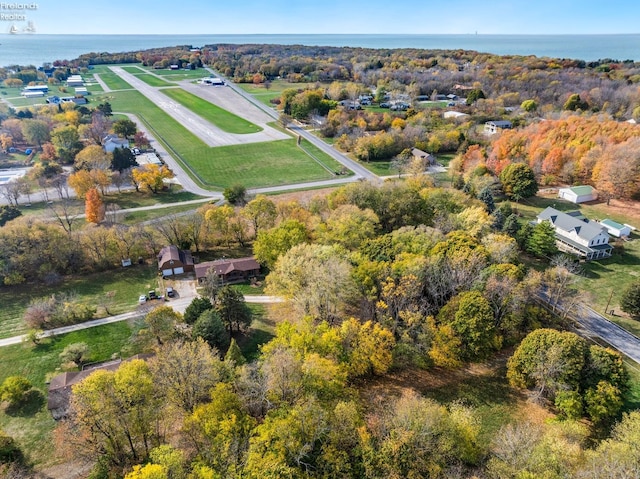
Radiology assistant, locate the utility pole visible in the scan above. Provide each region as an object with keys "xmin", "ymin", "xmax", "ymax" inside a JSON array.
[{"xmin": 604, "ymin": 290, "xmax": 614, "ymax": 315}]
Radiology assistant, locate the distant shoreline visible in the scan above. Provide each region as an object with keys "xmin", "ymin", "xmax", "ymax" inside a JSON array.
[{"xmin": 1, "ymin": 33, "xmax": 638, "ymax": 67}]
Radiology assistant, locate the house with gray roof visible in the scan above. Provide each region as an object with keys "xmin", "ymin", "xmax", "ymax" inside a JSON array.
[
  {"xmin": 536, "ymin": 207, "xmax": 612, "ymax": 260},
  {"xmin": 537, "ymin": 207, "xmax": 613, "ymax": 260},
  {"xmin": 484, "ymin": 120, "xmax": 513, "ymax": 135}
]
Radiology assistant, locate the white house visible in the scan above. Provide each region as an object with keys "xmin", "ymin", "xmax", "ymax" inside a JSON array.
[
  {"xmin": 66, "ymin": 75, "xmax": 84, "ymax": 87},
  {"xmin": 558, "ymin": 185, "xmax": 597, "ymax": 204},
  {"xmin": 600, "ymin": 219, "xmax": 632, "ymax": 238},
  {"xmin": 484, "ymin": 120, "xmax": 512, "ymax": 135},
  {"xmin": 102, "ymin": 134, "xmax": 129, "ymax": 153},
  {"xmin": 537, "ymin": 207, "xmax": 612, "ymax": 260}
]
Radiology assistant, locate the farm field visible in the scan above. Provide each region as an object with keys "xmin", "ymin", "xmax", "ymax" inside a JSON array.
[{"xmin": 161, "ymin": 87, "xmax": 263, "ymax": 134}]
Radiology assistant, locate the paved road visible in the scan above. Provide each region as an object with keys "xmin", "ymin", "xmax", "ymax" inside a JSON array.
[
  {"xmin": 573, "ymin": 304, "xmax": 640, "ymax": 364},
  {"xmin": 540, "ymin": 294, "xmax": 640, "ymax": 364},
  {"xmin": 92, "ymin": 73, "xmax": 112, "ymax": 93},
  {"xmin": 0, "ymin": 295, "xmax": 283, "ymax": 348}
]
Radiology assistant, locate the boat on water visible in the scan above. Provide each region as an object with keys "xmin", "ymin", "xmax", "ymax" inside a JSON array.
[
  {"xmin": 9, "ymin": 25, "xmax": 18, "ymax": 34},
  {"xmin": 23, "ymin": 21, "xmax": 36, "ymax": 33}
]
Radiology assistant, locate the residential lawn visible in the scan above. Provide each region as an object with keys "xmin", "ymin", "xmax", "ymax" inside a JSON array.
[
  {"xmin": 0, "ymin": 321, "xmax": 136, "ymax": 467},
  {"xmin": 436, "ymin": 152, "xmax": 456, "ymax": 167},
  {"xmin": 95, "ymin": 72, "xmax": 134, "ymax": 90},
  {"xmin": 0, "ymin": 265, "xmax": 159, "ymax": 339},
  {"xmin": 161, "ymin": 88, "xmax": 263, "ymax": 134},
  {"xmin": 415, "ymin": 100, "xmax": 449, "ymax": 109},
  {"xmin": 362, "ymin": 160, "xmax": 395, "ymax": 176},
  {"xmin": 622, "ymin": 359, "xmax": 640, "ymax": 412},
  {"xmin": 232, "ymin": 280, "xmax": 266, "ymax": 295},
  {"xmin": 236, "ymin": 304, "xmax": 275, "ymax": 362}
]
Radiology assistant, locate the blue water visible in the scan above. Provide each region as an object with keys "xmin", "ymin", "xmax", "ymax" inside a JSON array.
[{"xmin": 1, "ymin": 34, "xmax": 639, "ymax": 68}]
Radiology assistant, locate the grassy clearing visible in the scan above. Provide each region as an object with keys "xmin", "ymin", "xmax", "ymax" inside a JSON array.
[
  {"xmin": 232, "ymin": 281, "xmax": 266, "ymax": 295},
  {"xmin": 119, "ymin": 203, "xmax": 203, "ymax": 223},
  {"xmin": 0, "ymin": 265, "xmax": 158, "ymax": 339},
  {"xmin": 96, "ymin": 72, "xmax": 134, "ymax": 90},
  {"xmin": 238, "ymin": 80, "xmax": 315, "ymax": 107},
  {"xmin": 237, "ymin": 304, "xmax": 275, "ymax": 362},
  {"xmin": 121, "ymin": 66, "xmax": 146, "ymax": 74},
  {"xmin": 137, "ymin": 66, "xmax": 208, "ymax": 80},
  {"xmin": 161, "ymin": 88, "xmax": 263, "ymax": 134},
  {"xmin": 135, "ymin": 74, "xmax": 175, "ymax": 88},
  {"xmin": 193, "ymin": 139, "xmax": 336, "ymax": 188},
  {"xmin": 0, "ymin": 321, "xmax": 135, "ymax": 466}
]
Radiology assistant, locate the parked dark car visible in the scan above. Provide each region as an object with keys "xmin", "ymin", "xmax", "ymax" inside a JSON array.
[{"xmin": 166, "ymin": 287, "xmax": 175, "ymax": 298}]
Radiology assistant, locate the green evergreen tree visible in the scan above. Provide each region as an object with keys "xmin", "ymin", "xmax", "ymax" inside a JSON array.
[
  {"xmin": 526, "ymin": 221, "xmax": 558, "ymax": 258},
  {"xmin": 224, "ymin": 338, "xmax": 246, "ymax": 366},
  {"xmin": 184, "ymin": 297, "xmax": 213, "ymax": 325},
  {"xmin": 502, "ymin": 213, "xmax": 520, "ymax": 237},
  {"xmin": 478, "ymin": 187, "xmax": 496, "ymax": 213},
  {"xmin": 192, "ymin": 310, "xmax": 230, "ymax": 352}
]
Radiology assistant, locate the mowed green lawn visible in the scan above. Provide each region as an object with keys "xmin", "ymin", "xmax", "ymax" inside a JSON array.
[
  {"xmin": 120, "ymin": 66, "xmax": 176, "ymax": 87},
  {"xmin": 0, "ymin": 321, "xmax": 135, "ymax": 466},
  {"xmin": 95, "ymin": 71, "xmax": 134, "ymax": 90},
  {"xmin": 161, "ymin": 88, "xmax": 263, "ymax": 134},
  {"xmin": 0, "ymin": 265, "xmax": 159, "ymax": 339},
  {"xmin": 93, "ymin": 90, "xmax": 337, "ymax": 188}
]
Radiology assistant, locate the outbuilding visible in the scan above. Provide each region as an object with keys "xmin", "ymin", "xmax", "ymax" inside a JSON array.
[
  {"xmin": 558, "ymin": 185, "xmax": 598, "ymax": 204},
  {"xmin": 157, "ymin": 245, "xmax": 194, "ymax": 276},
  {"xmin": 600, "ymin": 219, "xmax": 632, "ymax": 238}
]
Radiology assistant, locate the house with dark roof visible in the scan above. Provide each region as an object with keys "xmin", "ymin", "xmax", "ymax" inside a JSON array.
[
  {"xmin": 536, "ymin": 207, "xmax": 612, "ymax": 260},
  {"xmin": 195, "ymin": 257, "xmax": 261, "ymax": 284},
  {"xmin": 47, "ymin": 354, "xmax": 153, "ymax": 419},
  {"xmin": 158, "ymin": 245, "xmax": 194, "ymax": 277},
  {"xmin": 411, "ymin": 148, "xmax": 436, "ymax": 166}
]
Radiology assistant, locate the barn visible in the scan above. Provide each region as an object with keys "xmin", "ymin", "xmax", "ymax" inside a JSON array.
[
  {"xmin": 558, "ymin": 185, "xmax": 598, "ymax": 204},
  {"xmin": 157, "ymin": 245, "xmax": 194, "ymax": 277}
]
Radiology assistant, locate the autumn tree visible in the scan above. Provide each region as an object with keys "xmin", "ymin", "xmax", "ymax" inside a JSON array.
[
  {"xmin": 223, "ymin": 184, "xmax": 247, "ymax": 206},
  {"xmin": 266, "ymin": 243, "xmax": 355, "ymax": 322},
  {"xmin": 131, "ymin": 164, "xmax": 175, "ymax": 194},
  {"xmin": 85, "ymin": 188, "xmax": 105, "ymax": 224},
  {"xmin": 51, "ymin": 125, "xmax": 82, "ymax": 163},
  {"xmin": 0, "ymin": 376, "xmax": 32, "ymax": 408},
  {"xmin": 149, "ymin": 339, "xmax": 223, "ymax": 412},
  {"xmin": 74, "ymin": 145, "xmax": 110, "ymax": 170},
  {"xmin": 68, "ymin": 359, "xmax": 164, "ymax": 469},
  {"xmin": 142, "ymin": 306, "xmax": 181, "ymax": 346},
  {"xmin": 499, "ymin": 163, "xmax": 538, "ymax": 201},
  {"xmin": 242, "ymin": 195, "xmax": 277, "ymax": 237},
  {"xmin": 113, "ymin": 118, "xmax": 137, "ymax": 138},
  {"xmin": 253, "ymin": 219, "xmax": 309, "ymax": 268}
]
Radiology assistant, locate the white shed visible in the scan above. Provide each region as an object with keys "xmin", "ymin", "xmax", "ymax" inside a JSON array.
[
  {"xmin": 558, "ymin": 185, "xmax": 598, "ymax": 204},
  {"xmin": 600, "ymin": 219, "xmax": 632, "ymax": 238}
]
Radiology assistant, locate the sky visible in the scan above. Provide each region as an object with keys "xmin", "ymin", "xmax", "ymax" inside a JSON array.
[{"xmin": 5, "ymin": 0, "xmax": 640, "ymax": 35}]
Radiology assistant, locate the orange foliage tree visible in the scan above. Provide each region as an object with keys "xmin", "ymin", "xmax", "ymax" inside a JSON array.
[
  {"xmin": 486, "ymin": 115, "xmax": 639, "ymax": 186},
  {"xmin": 85, "ymin": 188, "xmax": 104, "ymax": 224}
]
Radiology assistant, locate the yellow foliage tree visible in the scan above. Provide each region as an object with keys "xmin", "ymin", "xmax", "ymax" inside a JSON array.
[{"xmin": 131, "ymin": 164, "xmax": 175, "ymax": 194}]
